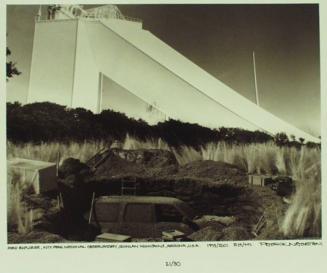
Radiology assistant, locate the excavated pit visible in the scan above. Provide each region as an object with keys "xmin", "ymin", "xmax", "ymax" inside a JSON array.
[
  {"xmin": 11, "ymin": 148, "xmax": 286, "ymax": 243},
  {"xmin": 57, "ymin": 148, "xmax": 285, "ymax": 241}
]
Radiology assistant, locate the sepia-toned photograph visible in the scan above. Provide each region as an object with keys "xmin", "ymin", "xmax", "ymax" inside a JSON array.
[{"xmin": 6, "ymin": 3, "xmax": 321, "ymax": 245}]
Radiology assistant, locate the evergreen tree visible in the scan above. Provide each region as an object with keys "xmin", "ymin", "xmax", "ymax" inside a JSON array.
[{"xmin": 6, "ymin": 47, "xmax": 21, "ymax": 80}]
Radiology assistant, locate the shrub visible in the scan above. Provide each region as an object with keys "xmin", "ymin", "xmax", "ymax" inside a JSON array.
[{"xmin": 7, "ymin": 102, "xmax": 278, "ymax": 147}]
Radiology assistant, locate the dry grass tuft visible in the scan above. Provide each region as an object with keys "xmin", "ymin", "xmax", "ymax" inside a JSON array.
[
  {"xmin": 7, "ymin": 141, "xmax": 108, "ymax": 164},
  {"xmin": 281, "ymin": 150, "xmax": 321, "ymax": 237},
  {"xmin": 7, "ymin": 171, "xmax": 34, "ymax": 234}
]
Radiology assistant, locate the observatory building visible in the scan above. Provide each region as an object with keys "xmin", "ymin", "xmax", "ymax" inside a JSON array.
[{"xmin": 28, "ymin": 5, "xmax": 318, "ymax": 142}]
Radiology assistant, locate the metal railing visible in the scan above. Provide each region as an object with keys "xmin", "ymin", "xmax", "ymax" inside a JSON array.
[{"xmin": 61, "ymin": 4, "xmax": 142, "ymax": 23}]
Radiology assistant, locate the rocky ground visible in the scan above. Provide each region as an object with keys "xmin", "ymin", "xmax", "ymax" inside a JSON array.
[{"xmin": 8, "ymin": 148, "xmax": 291, "ymax": 243}]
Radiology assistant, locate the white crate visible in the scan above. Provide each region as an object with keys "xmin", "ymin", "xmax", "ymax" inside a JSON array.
[
  {"xmin": 8, "ymin": 158, "xmax": 57, "ymax": 194},
  {"xmin": 248, "ymin": 174, "xmax": 271, "ymax": 187}
]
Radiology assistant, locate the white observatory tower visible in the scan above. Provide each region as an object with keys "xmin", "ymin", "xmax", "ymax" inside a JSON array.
[
  {"xmin": 27, "ymin": 5, "xmax": 318, "ymax": 142},
  {"xmin": 28, "ymin": 5, "xmax": 166, "ymax": 124}
]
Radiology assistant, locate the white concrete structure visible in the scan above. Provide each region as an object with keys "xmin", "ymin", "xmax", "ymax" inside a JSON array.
[{"xmin": 28, "ymin": 5, "xmax": 319, "ymax": 142}]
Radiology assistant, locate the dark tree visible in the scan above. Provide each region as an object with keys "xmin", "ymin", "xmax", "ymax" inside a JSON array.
[
  {"xmin": 6, "ymin": 47, "xmax": 21, "ymax": 80},
  {"xmin": 6, "ymin": 102, "xmax": 275, "ymax": 146},
  {"xmin": 305, "ymin": 141, "xmax": 320, "ymax": 149},
  {"xmin": 274, "ymin": 132, "xmax": 289, "ymax": 146}
]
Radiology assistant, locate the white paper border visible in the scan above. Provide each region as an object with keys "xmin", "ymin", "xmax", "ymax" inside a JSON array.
[{"xmin": 1, "ymin": 1, "xmax": 326, "ymax": 272}]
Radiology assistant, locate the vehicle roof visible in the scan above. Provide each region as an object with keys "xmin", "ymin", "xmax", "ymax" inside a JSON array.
[{"xmin": 96, "ymin": 195, "xmax": 184, "ymax": 205}]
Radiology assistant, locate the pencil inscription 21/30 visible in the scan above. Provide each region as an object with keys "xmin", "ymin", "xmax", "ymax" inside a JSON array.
[{"xmin": 165, "ymin": 261, "xmax": 182, "ymax": 267}]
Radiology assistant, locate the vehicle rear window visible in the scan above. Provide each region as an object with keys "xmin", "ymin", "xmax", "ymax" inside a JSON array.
[
  {"xmin": 155, "ymin": 204, "xmax": 184, "ymax": 222},
  {"xmin": 124, "ymin": 204, "xmax": 153, "ymax": 223},
  {"xmin": 95, "ymin": 203, "xmax": 120, "ymax": 222}
]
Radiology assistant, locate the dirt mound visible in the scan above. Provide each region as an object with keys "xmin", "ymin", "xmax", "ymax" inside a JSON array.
[
  {"xmin": 176, "ymin": 160, "xmax": 246, "ymax": 184},
  {"xmin": 89, "ymin": 150, "xmax": 247, "ymax": 186},
  {"xmin": 94, "ymin": 152, "xmax": 146, "ymax": 177},
  {"xmin": 89, "ymin": 148, "xmax": 178, "ymax": 178}
]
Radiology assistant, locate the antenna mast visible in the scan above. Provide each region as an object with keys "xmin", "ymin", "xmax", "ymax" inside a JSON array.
[{"xmin": 253, "ymin": 51, "xmax": 260, "ymax": 106}]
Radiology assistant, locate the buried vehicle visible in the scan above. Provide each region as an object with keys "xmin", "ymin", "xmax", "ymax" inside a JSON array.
[{"xmin": 85, "ymin": 195, "xmax": 200, "ymax": 239}]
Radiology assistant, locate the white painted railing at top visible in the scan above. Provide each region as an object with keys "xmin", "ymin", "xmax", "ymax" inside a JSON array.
[
  {"xmin": 36, "ymin": 5, "xmax": 142, "ymax": 24},
  {"xmin": 37, "ymin": 16, "xmax": 143, "ymax": 24},
  {"xmin": 81, "ymin": 14, "xmax": 142, "ymax": 23},
  {"xmin": 62, "ymin": 5, "xmax": 143, "ymax": 23}
]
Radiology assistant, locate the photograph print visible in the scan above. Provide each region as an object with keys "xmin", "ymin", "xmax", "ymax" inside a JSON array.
[{"xmin": 6, "ymin": 3, "xmax": 321, "ymax": 244}]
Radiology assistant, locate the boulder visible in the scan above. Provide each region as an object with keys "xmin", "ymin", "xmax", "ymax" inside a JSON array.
[
  {"xmin": 59, "ymin": 158, "xmax": 91, "ymax": 179},
  {"xmin": 188, "ymin": 226, "xmax": 224, "ymax": 241},
  {"xmin": 275, "ymin": 176, "xmax": 295, "ymax": 197},
  {"xmin": 221, "ymin": 226, "xmax": 251, "ymax": 240},
  {"xmin": 195, "ymin": 215, "xmax": 236, "ymax": 227}
]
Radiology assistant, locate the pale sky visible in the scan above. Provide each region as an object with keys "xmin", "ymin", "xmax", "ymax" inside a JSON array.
[{"xmin": 6, "ymin": 4, "xmax": 321, "ymax": 136}]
